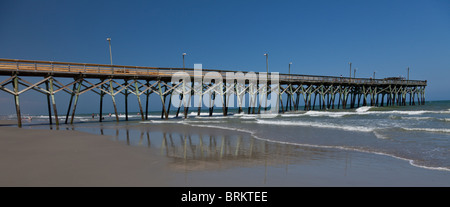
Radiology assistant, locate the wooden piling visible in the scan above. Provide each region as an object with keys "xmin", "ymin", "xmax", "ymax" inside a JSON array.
[
  {"xmin": 145, "ymin": 80, "xmax": 150, "ymax": 120},
  {"xmin": 209, "ymin": 90, "xmax": 215, "ymax": 116},
  {"xmin": 135, "ymin": 80, "xmax": 144, "ymax": 120},
  {"xmin": 197, "ymin": 86, "xmax": 203, "ymax": 116},
  {"xmin": 167, "ymin": 84, "xmax": 173, "ymax": 118},
  {"xmin": 65, "ymin": 83, "xmax": 76, "ymax": 124},
  {"xmin": 13, "ymin": 75, "xmax": 22, "ymax": 127},
  {"xmin": 110, "ymin": 80, "xmax": 119, "ymax": 122},
  {"xmin": 48, "ymin": 77, "xmax": 59, "ymax": 126},
  {"xmin": 223, "ymin": 84, "xmax": 228, "ymax": 116},
  {"xmin": 158, "ymin": 81, "xmax": 168, "ymax": 119},
  {"xmin": 184, "ymin": 81, "xmax": 194, "ymax": 119},
  {"xmin": 99, "ymin": 82, "xmax": 104, "ymax": 122},
  {"xmin": 124, "ymin": 80, "xmax": 129, "ymax": 121},
  {"xmin": 45, "ymin": 81, "xmax": 52, "ymax": 125},
  {"xmin": 70, "ymin": 79, "xmax": 82, "ymax": 124}
]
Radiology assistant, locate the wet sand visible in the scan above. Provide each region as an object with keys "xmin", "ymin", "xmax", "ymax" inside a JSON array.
[
  {"xmin": 0, "ymin": 120, "xmax": 17, "ymax": 126},
  {"xmin": 1, "ymin": 122, "xmax": 450, "ymax": 186}
]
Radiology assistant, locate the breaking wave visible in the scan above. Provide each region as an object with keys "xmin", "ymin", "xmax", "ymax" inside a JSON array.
[
  {"xmin": 402, "ymin": 127, "xmax": 450, "ymax": 134},
  {"xmin": 255, "ymin": 119, "xmax": 375, "ymax": 132}
]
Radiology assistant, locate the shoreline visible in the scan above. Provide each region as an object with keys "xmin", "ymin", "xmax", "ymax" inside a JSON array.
[
  {"xmin": 120, "ymin": 121, "xmax": 450, "ymax": 186},
  {"xmin": 174, "ymin": 120, "xmax": 450, "ymax": 172}
]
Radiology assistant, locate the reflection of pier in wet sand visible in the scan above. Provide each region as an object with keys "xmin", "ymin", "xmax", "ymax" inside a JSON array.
[{"xmin": 73, "ymin": 123, "xmax": 337, "ymax": 173}]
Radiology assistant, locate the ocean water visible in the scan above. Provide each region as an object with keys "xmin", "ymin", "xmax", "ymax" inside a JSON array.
[
  {"xmin": 4, "ymin": 100, "xmax": 450, "ymax": 172},
  {"xmin": 146, "ymin": 101, "xmax": 450, "ymax": 172}
]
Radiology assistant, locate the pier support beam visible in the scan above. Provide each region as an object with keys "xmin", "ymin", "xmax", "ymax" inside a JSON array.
[
  {"xmin": 65, "ymin": 83, "xmax": 77, "ymax": 124},
  {"xmin": 209, "ymin": 90, "xmax": 215, "ymax": 116},
  {"xmin": 197, "ymin": 84, "xmax": 203, "ymax": 116},
  {"xmin": 124, "ymin": 80, "xmax": 129, "ymax": 121},
  {"xmin": 279, "ymin": 89, "xmax": 284, "ymax": 113},
  {"xmin": 184, "ymin": 81, "xmax": 194, "ymax": 119},
  {"xmin": 13, "ymin": 75, "xmax": 22, "ymax": 128},
  {"xmin": 49, "ymin": 77, "xmax": 59, "ymax": 126},
  {"xmin": 45, "ymin": 81, "xmax": 52, "ymax": 125},
  {"xmin": 176, "ymin": 81, "xmax": 183, "ymax": 118},
  {"xmin": 99, "ymin": 82, "xmax": 105, "ymax": 122},
  {"xmin": 145, "ymin": 80, "xmax": 150, "ymax": 120},
  {"xmin": 158, "ymin": 81, "xmax": 168, "ymax": 119},
  {"xmin": 223, "ymin": 84, "xmax": 228, "ymax": 116},
  {"xmin": 110, "ymin": 80, "xmax": 119, "ymax": 122},
  {"xmin": 167, "ymin": 83, "xmax": 173, "ymax": 118},
  {"xmin": 135, "ymin": 80, "xmax": 144, "ymax": 120},
  {"xmin": 70, "ymin": 79, "xmax": 83, "ymax": 124}
]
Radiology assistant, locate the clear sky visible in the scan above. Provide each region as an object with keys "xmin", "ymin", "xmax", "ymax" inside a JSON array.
[{"xmin": 0, "ymin": 0, "xmax": 449, "ymax": 115}]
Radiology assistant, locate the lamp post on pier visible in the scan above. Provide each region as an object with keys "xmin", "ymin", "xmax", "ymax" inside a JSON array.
[
  {"xmin": 264, "ymin": 53, "xmax": 269, "ymax": 111},
  {"xmin": 107, "ymin": 38, "xmax": 113, "ymax": 65},
  {"xmin": 264, "ymin": 53, "xmax": 269, "ymax": 74},
  {"xmin": 289, "ymin": 62, "xmax": 292, "ymax": 79},
  {"xmin": 407, "ymin": 67, "xmax": 410, "ymax": 82},
  {"xmin": 349, "ymin": 62, "xmax": 352, "ymax": 78},
  {"xmin": 182, "ymin": 53, "xmax": 186, "ymax": 71}
]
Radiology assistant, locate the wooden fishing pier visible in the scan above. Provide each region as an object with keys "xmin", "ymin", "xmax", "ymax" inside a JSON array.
[{"xmin": 0, "ymin": 58, "xmax": 427, "ymax": 127}]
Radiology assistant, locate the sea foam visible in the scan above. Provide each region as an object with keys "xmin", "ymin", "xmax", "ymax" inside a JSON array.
[
  {"xmin": 355, "ymin": 106, "xmax": 372, "ymax": 113},
  {"xmin": 402, "ymin": 127, "xmax": 450, "ymax": 133},
  {"xmin": 255, "ymin": 119, "xmax": 375, "ymax": 132}
]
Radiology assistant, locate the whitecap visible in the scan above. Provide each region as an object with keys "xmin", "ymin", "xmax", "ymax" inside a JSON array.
[
  {"xmin": 195, "ymin": 116, "xmax": 231, "ymax": 119},
  {"xmin": 280, "ymin": 113, "xmax": 307, "ymax": 117},
  {"xmin": 402, "ymin": 127, "xmax": 450, "ymax": 133},
  {"xmin": 356, "ymin": 106, "xmax": 372, "ymax": 113},
  {"xmin": 304, "ymin": 111, "xmax": 353, "ymax": 118},
  {"xmin": 188, "ymin": 112, "xmax": 224, "ymax": 116},
  {"xmin": 255, "ymin": 119, "xmax": 375, "ymax": 132},
  {"xmin": 185, "ymin": 120, "xmax": 227, "ymax": 124},
  {"xmin": 373, "ymin": 131, "xmax": 390, "ymax": 139},
  {"xmin": 239, "ymin": 115, "xmax": 257, "ymax": 119},
  {"xmin": 370, "ymin": 110, "xmax": 428, "ymax": 115},
  {"xmin": 141, "ymin": 120, "xmax": 183, "ymax": 124},
  {"xmin": 401, "ymin": 116, "xmax": 434, "ymax": 120}
]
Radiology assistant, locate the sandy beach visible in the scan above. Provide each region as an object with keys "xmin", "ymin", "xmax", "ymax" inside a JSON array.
[
  {"xmin": 0, "ymin": 124, "xmax": 172, "ymax": 187},
  {"xmin": 1, "ymin": 121, "xmax": 449, "ymax": 187}
]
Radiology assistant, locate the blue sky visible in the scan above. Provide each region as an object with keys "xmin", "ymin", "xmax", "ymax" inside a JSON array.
[{"xmin": 1, "ymin": 0, "xmax": 449, "ymax": 115}]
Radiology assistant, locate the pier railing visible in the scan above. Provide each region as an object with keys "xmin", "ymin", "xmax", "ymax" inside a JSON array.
[{"xmin": 0, "ymin": 58, "xmax": 426, "ymax": 86}]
